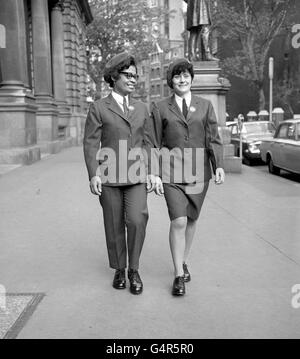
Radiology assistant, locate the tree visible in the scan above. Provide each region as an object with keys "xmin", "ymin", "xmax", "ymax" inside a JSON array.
[
  {"xmin": 273, "ymin": 80, "xmax": 294, "ymax": 117},
  {"xmin": 215, "ymin": 0, "xmax": 292, "ymax": 110},
  {"xmin": 86, "ymin": 0, "xmax": 168, "ymax": 96}
]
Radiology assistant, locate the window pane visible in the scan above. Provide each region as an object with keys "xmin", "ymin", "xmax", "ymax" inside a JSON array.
[
  {"xmin": 297, "ymin": 124, "xmax": 300, "ymax": 140},
  {"xmin": 243, "ymin": 122, "xmax": 275, "ymax": 134},
  {"xmin": 277, "ymin": 124, "xmax": 288, "ymax": 139},
  {"xmin": 287, "ymin": 125, "xmax": 296, "ymax": 140}
]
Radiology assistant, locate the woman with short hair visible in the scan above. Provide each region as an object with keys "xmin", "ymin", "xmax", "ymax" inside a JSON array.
[{"xmin": 147, "ymin": 58, "xmax": 225, "ymax": 296}]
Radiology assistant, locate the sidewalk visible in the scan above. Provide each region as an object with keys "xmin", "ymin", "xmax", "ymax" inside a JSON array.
[
  {"xmin": 0, "ymin": 164, "xmax": 22, "ymax": 177},
  {"xmin": 0, "ymin": 146, "xmax": 299, "ymax": 339}
]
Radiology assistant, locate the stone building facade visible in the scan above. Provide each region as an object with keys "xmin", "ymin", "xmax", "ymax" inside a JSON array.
[{"xmin": 0, "ymin": 0, "xmax": 93, "ymax": 165}]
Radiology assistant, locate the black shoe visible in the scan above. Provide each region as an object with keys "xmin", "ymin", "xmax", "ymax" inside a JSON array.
[
  {"xmin": 172, "ymin": 276, "xmax": 186, "ymax": 296},
  {"xmin": 113, "ymin": 269, "xmax": 126, "ymax": 290},
  {"xmin": 128, "ymin": 269, "xmax": 143, "ymax": 295},
  {"xmin": 183, "ymin": 263, "xmax": 191, "ymax": 283}
]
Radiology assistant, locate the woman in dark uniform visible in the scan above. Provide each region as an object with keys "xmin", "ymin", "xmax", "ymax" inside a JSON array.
[
  {"xmin": 84, "ymin": 52, "xmax": 154, "ymax": 295},
  {"xmin": 147, "ymin": 58, "xmax": 225, "ymax": 296}
]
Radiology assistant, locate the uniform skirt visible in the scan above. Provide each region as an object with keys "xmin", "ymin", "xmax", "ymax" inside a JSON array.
[{"xmin": 163, "ymin": 182, "xmax": 209, "ymax": 221}]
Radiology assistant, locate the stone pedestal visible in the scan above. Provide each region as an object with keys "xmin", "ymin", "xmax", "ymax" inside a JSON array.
[
  {"xmin": 192, "ymin": 61, "xmax": 242, "ymax": 173},
  {"xmin": 0, "ymin": 88, "xmax": 40, "ymax": 164},
  {"xmin": 35, "ymin": 96, "xmax": 59, "ymax": 143},
  {"xmin": 0, "ymin": 0, "xmax": 40, "ymax": 165}
]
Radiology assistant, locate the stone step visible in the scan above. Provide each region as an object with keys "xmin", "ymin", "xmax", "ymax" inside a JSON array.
[
  {"xmin": 0, "ymin": 138, "xmax": 74, "ymax": 166},
  {"xmin": 0, "ymin": 146, "xmax": 41, "ymax": 165},
  {"xmin": 0, "ymin": 164, "xmax": 22, "ymax": 177},
  {"xmin": 38, "ymin": 137, "xmax": 74, "ymax": 155}
]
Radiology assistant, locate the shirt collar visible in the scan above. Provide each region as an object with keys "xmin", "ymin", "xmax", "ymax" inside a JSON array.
[
  {"xmin": 175, "ymin": 92, "xmax": 192, "ymax": 107},
  {"xmin": 112, "ymin": 91, "xmax": 129, "ymax": 107}
]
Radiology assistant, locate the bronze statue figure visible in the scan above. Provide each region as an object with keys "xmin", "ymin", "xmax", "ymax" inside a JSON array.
[{"xmin": 184, "ymin": 0, "xmax": 218, "ymax": 61}]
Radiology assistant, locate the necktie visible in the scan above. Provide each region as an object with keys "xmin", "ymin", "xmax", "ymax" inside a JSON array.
[
  {"xmin": 123, "ymin": 97, "xmax": 129, "ymax": 117},
  {"xmin": 182, "ymin": 98, "xmax": 188, "ymax": 119}
]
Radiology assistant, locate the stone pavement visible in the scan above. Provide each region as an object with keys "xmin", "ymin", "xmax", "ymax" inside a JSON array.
[
  {"xmin": 0, "ymin": 164, "xmax": 22, "ymax": 177},
  {"xmin": 0, "ymin": 147, "xmax": 300, "ymax": 339}
]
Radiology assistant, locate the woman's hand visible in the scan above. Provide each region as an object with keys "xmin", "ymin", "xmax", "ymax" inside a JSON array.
[
  {"xmin": 155, "ymin": 176, "xmax": 164, "ymax": 196},
  {"xmin": 215, "ymin": 168, "xmax": 225, "ymax": 185},
  {"xmin": 147, "ymin": 175, "xmax": 164, "ymax": 196},
  {"xmin": 146, "ymin": 175, "xmax": 156, "ymax": 193},
  {"xmin": 90, "ymin": 176, "xmax": 102, "ymax": 196}
]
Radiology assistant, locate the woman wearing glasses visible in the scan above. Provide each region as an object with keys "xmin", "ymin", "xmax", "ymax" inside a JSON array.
[
  {"xmin": 84, "ymin": 52, "xmax": 152, "ymax": 295},
  {"xmin": 147, "ymin": 58, "xmax": 225, "ymax": 297}
]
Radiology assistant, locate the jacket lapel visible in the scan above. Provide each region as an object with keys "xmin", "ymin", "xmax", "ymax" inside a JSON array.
[
  {"xmin": 127, "ymin": 97, "xmax": 138, "ymax": 125},
  {"xmin": 168, "ymin": 95, "xmax": 188, "ymax": 126},
  {"xmin": 105, "ymin": 93, "xmax": 131, "ymax": 125},
  {"xmin": 186, "ymin": 95, "xmax": 200, "ymax": 122}
]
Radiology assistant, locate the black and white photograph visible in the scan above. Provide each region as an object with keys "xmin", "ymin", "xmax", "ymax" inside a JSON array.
[{"xmin": 0, "ymin": 0, "xmax": 300, "ymax": 343}]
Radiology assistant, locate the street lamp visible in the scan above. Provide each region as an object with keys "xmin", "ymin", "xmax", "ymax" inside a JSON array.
[
  {"xmin": 269, "ymin": 57, "xmax": 274, "ymax": 122},
  {"xmin": 237, "ymin": 114, "xmax": 244, "ymax": 160}
]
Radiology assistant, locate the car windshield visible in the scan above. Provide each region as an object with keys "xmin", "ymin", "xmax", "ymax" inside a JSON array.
[{"xmin": 242, "ymin": 122, "xmax": 275, "ymax": 135}]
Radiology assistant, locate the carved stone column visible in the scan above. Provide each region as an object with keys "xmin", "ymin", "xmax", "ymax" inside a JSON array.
[
  {"xmin": 0, "ymin": 0, "xmax": 29, "ymax": 88},
  {"xmin": 51, "ymin": 1, "xmax": 71, "ymax": 138},
  {"xmin": 31, "ymin": 0, "xmax": 52, "ymax": 97},
  {"xmin": 51, "ymin": 2, "xmax": 67, "ymax": 103},
  {"xmin": 31, "ymin": 0, "xmax": 58, "ymax": 144}
]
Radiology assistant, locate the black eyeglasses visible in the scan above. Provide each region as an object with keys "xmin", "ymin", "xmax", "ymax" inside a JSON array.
[{"xmin": 119, "ymin": 72, "xmax": 139, "ymax": 81}]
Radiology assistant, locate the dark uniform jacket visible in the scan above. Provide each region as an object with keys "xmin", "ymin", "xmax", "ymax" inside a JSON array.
[
  {"xmin": 83, "ymin": 94, "xmax": 150, "ymax": 186},
  {"xmin": 146, "ymin": 94, "xmax": 224, "ymax": 183}
]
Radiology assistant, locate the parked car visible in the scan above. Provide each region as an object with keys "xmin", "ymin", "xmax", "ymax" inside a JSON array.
[
  {"xmin": 227, "ymin": 121, "xmax": 276, "ymax": 165},
  {"xmin": 260, "ymin": 119, "xmax": 300, "ymax": 175},
  {"xmin": 226, "ymin": 120, "xmax": 238, "ymax": 126}
]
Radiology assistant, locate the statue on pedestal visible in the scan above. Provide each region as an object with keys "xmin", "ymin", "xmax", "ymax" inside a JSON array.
[{"xmin": 184, "ymin": 0, "xmax": 218, "ymax": 61}]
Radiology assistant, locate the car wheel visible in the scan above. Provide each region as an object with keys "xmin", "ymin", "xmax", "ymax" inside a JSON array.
[{"xmin": 268, "ymin": 157, "xmax": 280, "ymax": 175}]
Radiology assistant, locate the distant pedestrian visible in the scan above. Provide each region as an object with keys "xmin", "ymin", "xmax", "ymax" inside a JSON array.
[
  {"xmin": 146, "ymin": 58, "xmax": 225, "ymax": 297},
  {"xmin": 83, "ymin": 52, "xmax": 154, "ymax": 295},
  {"xmin": 238, "ymin": 113, "xmax": 245, "ymax": 124}
]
